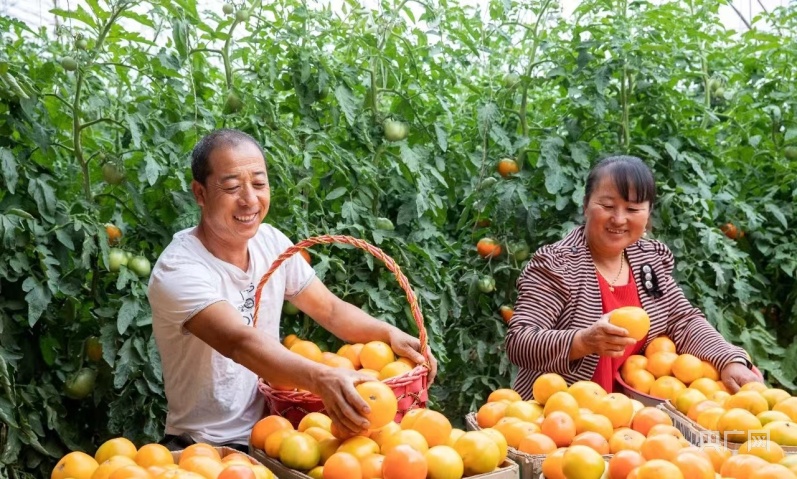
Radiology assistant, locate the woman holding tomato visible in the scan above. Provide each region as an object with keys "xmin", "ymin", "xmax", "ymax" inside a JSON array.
[{"xmin": 505, "ymin": 155, "xmax": 760, "ymax": 398}]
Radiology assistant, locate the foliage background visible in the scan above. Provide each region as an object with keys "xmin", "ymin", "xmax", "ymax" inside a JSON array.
[{"xmin": 1, "ymin": 0, "xmax": 796, "ymax": 475}]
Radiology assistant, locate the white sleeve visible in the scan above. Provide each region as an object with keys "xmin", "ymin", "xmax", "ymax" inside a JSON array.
[{"xmin": 147, "ymin": 261, "xmax": 225, "ymax": 332}]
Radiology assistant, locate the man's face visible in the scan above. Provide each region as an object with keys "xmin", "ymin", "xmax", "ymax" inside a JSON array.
[{"xmin": 192, "ymin": 142, "xmax": 270, "ymax": 244}]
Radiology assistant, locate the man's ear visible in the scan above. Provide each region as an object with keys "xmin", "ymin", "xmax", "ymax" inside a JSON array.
[{"xmin": 191, "ymin": 180, "xmax": 205, "ymax": 208}]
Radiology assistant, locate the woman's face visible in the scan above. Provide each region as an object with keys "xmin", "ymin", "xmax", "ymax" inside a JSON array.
[{"xmin": 584, "ymin": 173, "xmax": 651, "ymax": 258}]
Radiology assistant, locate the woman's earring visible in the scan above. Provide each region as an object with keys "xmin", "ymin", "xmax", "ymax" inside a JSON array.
[{"xmin": 643, "ymin": 230, "xmax": 648, "ymax": 238}]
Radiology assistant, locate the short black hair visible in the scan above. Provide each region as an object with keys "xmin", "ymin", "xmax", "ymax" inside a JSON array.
[
  {"xmin": 584, "ymin": 155, "xmax": 656, "ymax": 209},
  {"xmin": 191, "ymin": 129, "xmax": 265, "ymax": 185}
]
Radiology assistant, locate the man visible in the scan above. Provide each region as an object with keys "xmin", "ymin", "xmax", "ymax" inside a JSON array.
[{"xmin": 147, "ymin": 129, "xmax": 436, "ymax": 450}]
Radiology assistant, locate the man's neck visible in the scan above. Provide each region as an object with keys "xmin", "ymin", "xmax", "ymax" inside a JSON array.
[{"xmin": 194, "ymin": 223, "xmax": 249, "ymax": 271}]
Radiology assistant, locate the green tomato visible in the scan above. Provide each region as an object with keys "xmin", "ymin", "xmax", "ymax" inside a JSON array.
[
  {"xmin": 708, "ymin": 78, "xmax": 722, "ymax": 92},
  {"xmin": 107, "ymin": 248, "xmax": 128, "ymax": 272},
  {"xmin": 60, "ymin": 56, "xmax": 78, "ymax": 71},
  {"xmin": 282, "ymin": 302, "xmax": 300, "ymax": 315},
  {"xmin": 128, "ymin": 256, "xmax": 151, "ymax": 277},
  {"xmin": 222, "ymin": 4, "xmax": 234, "ymax": 15},
  {"xmin": 480, "ymin": 177, "xmax": 498, "ymax": 189},
  {"xmin": 503, "ymin": 72, "xmax": 520, "ymax": 88},
  {"xmin": 76, "ymin": 39, "xmax": 88, "ymax": 50},
  {"xmin": 375, "ymin": 217, "xmax": 395, "ymax": 231},
  {"xmin": 508, "ymin": 241, "xmax": 530, "ymax": 261},
  {"xmin": 64, "ymin": 368, "xmax": 96, "ymax": 400},
  {"xmin": 235, "ymin": 9, "xmax": 250, "ymax": 22},
  {"xmin": 383, "ymin": 119, "xmax": 409, "ymax": 142},
  {"xmin": 785, "ymin": 146, "xmax": 797, "ymax": 161},
  {"xmin": 477, "ymin": 275, "xmax": 496, "ymax": 294},
  {"xmin": 223, "ymin": 90, "xmax": 243, "ymax": 114},
  {"xmin": 102, "ymin": 162, "xmax": 125, "ymax": 185}
]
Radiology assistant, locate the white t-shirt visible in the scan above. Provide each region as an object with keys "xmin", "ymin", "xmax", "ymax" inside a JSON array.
[{"xmin": 147, "ymin": 223, "xmax": 315, "ymax": 445}]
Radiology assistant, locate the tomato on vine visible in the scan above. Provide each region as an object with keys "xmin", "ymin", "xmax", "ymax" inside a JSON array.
[
  {"xmin": 128, "ymin": 256, "xmax": 151, "ymax": 277},
  {"xmin": 375, "ymin": 217, "xmax": 395, "ymax": 231},
  {"xmin": 105, "ymin": 224, "xmax": 122, "ymax": 245},
  {"xmin": 101, "ymin": 162, "xmax": 125, "ymax": 185},
  {"xmin": 477, "ymin": 275, "xmax": 496, "ymax": 294},
  {"xmin": 383, "ymin": 118, "xmax": 409, "ymax": 142},
  {"xmin": 60, "ymin": 57, "xmax": 77, "ymax": 71},
  {"xmin": 64, "ymin": 368, "xmax": 96, "ymax": 400},
  {"xmin": 476, "ymin": 238, "xmax": 502, "ymax": 259},
  {"xmin": 107, "ymin": 248, "xmax": 128, "ymax": 272}
]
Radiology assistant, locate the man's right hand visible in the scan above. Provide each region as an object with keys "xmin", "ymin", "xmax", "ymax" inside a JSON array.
[
  {"xmin": 312, "ymin": 367, "xmax": 376, "ymax": 435},
  {"xmin": 577, "ymin": 313, "xmax": 638, "ymax": 358}
]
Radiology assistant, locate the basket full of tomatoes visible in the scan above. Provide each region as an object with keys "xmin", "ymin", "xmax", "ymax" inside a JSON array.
[{"xmin": 254, "ymin": 235, "xmax": 431, "ymax": 428}]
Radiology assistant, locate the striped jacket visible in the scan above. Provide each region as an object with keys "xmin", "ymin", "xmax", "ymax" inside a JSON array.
[{"xmin": 505, "ymin": 225, "xmax": 747, "ymax": 400}]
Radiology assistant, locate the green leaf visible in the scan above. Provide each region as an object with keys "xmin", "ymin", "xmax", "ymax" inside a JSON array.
[
  {"xmin": 434, "ymin": 122, "xmax": 448, "ymax": 152},
  {"xmin": 22, "ymin": 277, "xmax": 51, "ymax": 327},
  {"xmin": 117, "ymin": 297, "xmax": 140, "ymax": 335},
  {"xmin": 326, "ymin": 187, "xmax": 348, "ymax": 201},
  {"xmin": 125, "ymin": 113, "xmax": 142, "ymax": 148},
  {"xmin": 113, "ymin": 338, "xmax": 135, "ymax": 388},
  {"xmin": 55, "ymin": 228, "xmax": 74, "ymax": 250},
  {"xmin": 764, "ymin": 203, "xmax": 788, "ymax": 228},
  {"xmin": 333, "ymin": 85, "xmax": 358, "ymax": 126},
  {"xmin": 0, "ymin": 396, "xmax": 18, "ymax": 427},
  {"xmin": 28, "ymin": 177, "xmax": 56, "ymax": 223},
  {"xmin": 636, "ymin": 144, "xmax": 662, "ymax": 160},
  {"xmin": 0, "ymin": 148, "xmax": 17, "ymax": 194},
  {"xmin": 50, "ymin": 6, "xmax": 97, "ymax": 28},
  {"xmin": 38, "ymin": 336, "xmax": 58, "ymax": 366},
  {"xmin": 144, "ymin": 153, "xmax": 161, "ymax": 186},
  {"xmin": 400, "ymin": 144, "xmax": 421, "ymax": 173},
  {"xmin": 664, "ymin": 142, "xmax": 679, "ymax": 161}
]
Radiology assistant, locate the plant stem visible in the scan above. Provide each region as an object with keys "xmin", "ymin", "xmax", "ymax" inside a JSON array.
[
  {"xmin": 72, "ymin": 3, "xmax": 129, "ymax": 204},
  {"xmin": 620, "ymin": 0, "xmax": 630, "ymax": 151},
  {"xmin": 518, "ymin": 0, "xmax": 553, "ymax": 163}
]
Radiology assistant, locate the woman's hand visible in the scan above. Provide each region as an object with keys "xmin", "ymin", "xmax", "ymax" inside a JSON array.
[
  {"xmin": 575, "ymin": 313, "xmax": 638, "ymax": 358},
  {"xmin": 388, "ymin": 329, "xmax": 438, "ymax": 385},
  {"xmin": 721, "ymin": 362, "xmax": 763, "ymax": 393},
  {"xmin": 312, "ymin": 368, "xmax": 376, "ymax": 435}
]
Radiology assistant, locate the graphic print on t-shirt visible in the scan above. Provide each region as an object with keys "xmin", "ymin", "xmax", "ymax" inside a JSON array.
[{"xmin": 237, "ymin": 283, "xmax": 255, "ymax": 326}]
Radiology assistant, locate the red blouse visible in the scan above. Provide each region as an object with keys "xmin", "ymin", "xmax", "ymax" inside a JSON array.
[{"xmin": 590, "ymin": 268, "xmax": 647, "ymax": 393}]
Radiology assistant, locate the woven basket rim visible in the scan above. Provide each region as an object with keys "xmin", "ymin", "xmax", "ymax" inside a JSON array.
[{"xmin": 259, "ymin": 364, "xmax": 428, "ymax": 401}]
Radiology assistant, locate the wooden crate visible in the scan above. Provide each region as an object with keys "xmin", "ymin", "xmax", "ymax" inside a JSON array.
[
  {"xmin": 466, "ymin": 413, "xmax": 610, "ymax": 479},
  {"xmin": 250, "ymin": 442, "xmax": 520, "ymax": 479}
]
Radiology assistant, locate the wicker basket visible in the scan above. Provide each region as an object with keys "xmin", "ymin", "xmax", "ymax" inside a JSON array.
[
  {"xmin": 254, "ymin": 235, "xmax": 431, "ymax": 428},
  {"xmin": 465, "ymin": 412, "xmax": 611, "ymax": 479},
  {"xmin": 659, "ymin": 400, "xmax": 797, "ymax": 454},
  {"xmin": 614, "ymin": 371, "xmax": 665, "ymax": 408}
]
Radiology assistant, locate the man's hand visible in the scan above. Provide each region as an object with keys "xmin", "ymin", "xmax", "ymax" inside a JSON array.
[
  {"xmin": 388, "ymin": 329, "xmax": 438, "ymax": 385},
  {"xmin": 312, "ymin": 368, "xmax": 376, "ymax": 435},
  {"xmin": 721, "ymin": 362, "xmax": 762, "ymax": 393},
  {"xmin": 578, "ymin": 313, "xmax": 638, "ymax": 358}
]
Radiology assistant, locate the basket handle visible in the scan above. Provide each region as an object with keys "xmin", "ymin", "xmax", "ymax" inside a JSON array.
[{"xmin": 252, "ymin": 234, "xmax": 429, "ymax": 362}]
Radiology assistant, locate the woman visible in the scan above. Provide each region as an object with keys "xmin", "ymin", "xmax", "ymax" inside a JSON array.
[{"xmin": 505, "ymin": 155, "xmax": 760, "ymax": 398}]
